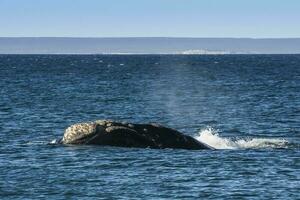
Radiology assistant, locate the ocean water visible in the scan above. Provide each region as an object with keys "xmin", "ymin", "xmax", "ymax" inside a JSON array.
[{"xmin": 0, "ymin": 54, "xmax": 299, "ymax": 199}]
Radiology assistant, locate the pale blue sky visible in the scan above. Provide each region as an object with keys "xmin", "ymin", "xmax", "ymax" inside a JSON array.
[{"xmin": 0, "ymin": 0, "xmax": 299, "ymax": 38}]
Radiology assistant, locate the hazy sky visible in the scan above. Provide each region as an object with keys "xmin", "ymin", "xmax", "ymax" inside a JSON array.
[{"xmin": 1, "ymin": 0, "xmax": 300, "ymax": 38}]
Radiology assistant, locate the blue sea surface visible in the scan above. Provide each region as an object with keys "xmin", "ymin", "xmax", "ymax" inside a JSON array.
[{"xmin": 0, "ymin": 55, "xmax": 299, "ymax": 199}]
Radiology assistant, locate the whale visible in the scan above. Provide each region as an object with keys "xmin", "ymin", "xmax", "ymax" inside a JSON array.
[{"xmin": 60, "ymin": 120, "xmax": 213, "ymax": 150}]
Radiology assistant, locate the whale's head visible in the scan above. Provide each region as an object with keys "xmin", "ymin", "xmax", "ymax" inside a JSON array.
[
  {"xmin": 62, "ymin": 121, "xmax": 106, "ymax": 144},
  {"xmin": 61, "ymin": 120, "xmax": 115, "ymax": 144}
]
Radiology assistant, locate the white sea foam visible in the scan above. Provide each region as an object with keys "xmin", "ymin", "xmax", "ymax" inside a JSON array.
[
  {"xmin": 180, "ymin": 49, "xmax": 230, "ymax": 55},
  {"xmin": 195, "ymin": 127, "xmax": 288, "ymax": 150},
  {"xmin": 49, "ymin": 139, "xmax": 59, "ymax": 144}
]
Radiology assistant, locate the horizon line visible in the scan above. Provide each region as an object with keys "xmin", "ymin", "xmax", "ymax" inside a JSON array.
[
  {"xmin": 1, "ymin": 36, "xmax": 300, "ymax": 39},
  {"xmin": 1, "ymin": 53, "xmax": 300, "ymax": 55}
]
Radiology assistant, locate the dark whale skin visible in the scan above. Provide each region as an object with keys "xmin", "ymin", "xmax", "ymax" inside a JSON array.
[{"xmin": 61, "ymin": 120, "xmax": 213, "ymax": 150}]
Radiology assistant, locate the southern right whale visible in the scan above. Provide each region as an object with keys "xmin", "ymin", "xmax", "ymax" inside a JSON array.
[{"xmin": 59, "ymin": 120, "xmax": 214, "ymax": 150}]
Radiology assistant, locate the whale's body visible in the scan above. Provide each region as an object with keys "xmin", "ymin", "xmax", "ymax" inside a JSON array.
[{"xmin": 60, "ymin": 120, "xmax": 213, "ymax": 150}]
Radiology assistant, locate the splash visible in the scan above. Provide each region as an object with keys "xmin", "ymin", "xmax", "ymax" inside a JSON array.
[
  {"xmin": 195, "ymin": 127, "xmax": 288, "ymax": 150},
  {"xmin": 49, "ymin": 139, "xmax": 61, "ymax": 145}
]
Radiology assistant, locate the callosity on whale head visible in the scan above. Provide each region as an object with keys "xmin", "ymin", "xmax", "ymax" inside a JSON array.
[{"xmin": 62, "ymin": 122, "xmax": 102, "ymax": 144}]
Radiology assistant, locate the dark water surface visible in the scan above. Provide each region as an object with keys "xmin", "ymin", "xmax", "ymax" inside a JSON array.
[{"xmin": 0, "ymin": 55, "xmax": 299, "ymax": 199}]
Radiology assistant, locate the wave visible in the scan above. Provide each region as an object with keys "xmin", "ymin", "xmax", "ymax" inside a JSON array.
[
  {"xmin": 180, "ymin": 49, "xmax": 231, "ymax": 55},
  {"xmin": 195, "ymin": 127, "xmax": 289, "ymax": 150},
  {"xmin": 49, "ymin": 139, "xmax": 61, "ymax": 145},
  {"xmin": 98, "ymin": 50, "xmax": 232, "ymax": 55}
]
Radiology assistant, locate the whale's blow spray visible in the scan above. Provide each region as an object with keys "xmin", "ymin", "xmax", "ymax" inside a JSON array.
[{"xmin": 195, "ymin": 127, "xmax": 289, "ymax": 150}]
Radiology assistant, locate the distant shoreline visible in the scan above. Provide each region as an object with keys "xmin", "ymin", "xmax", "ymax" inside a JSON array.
[
  {"xmin": 1, "ymin": 53, "xmax": 300, "ymax": 55},
  {"xmin": 1, "ymin": 37, "xmax": 300, "ymax": 54}
]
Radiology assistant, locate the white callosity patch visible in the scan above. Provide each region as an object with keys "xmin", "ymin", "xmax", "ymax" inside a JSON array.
[
  {"xmin": 195, "ymin": 127, "xmax": 288, "ymax": 150},
  {"xmin": 62, "ymin": 122, "xmax": 97, "ymax": 143}
]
